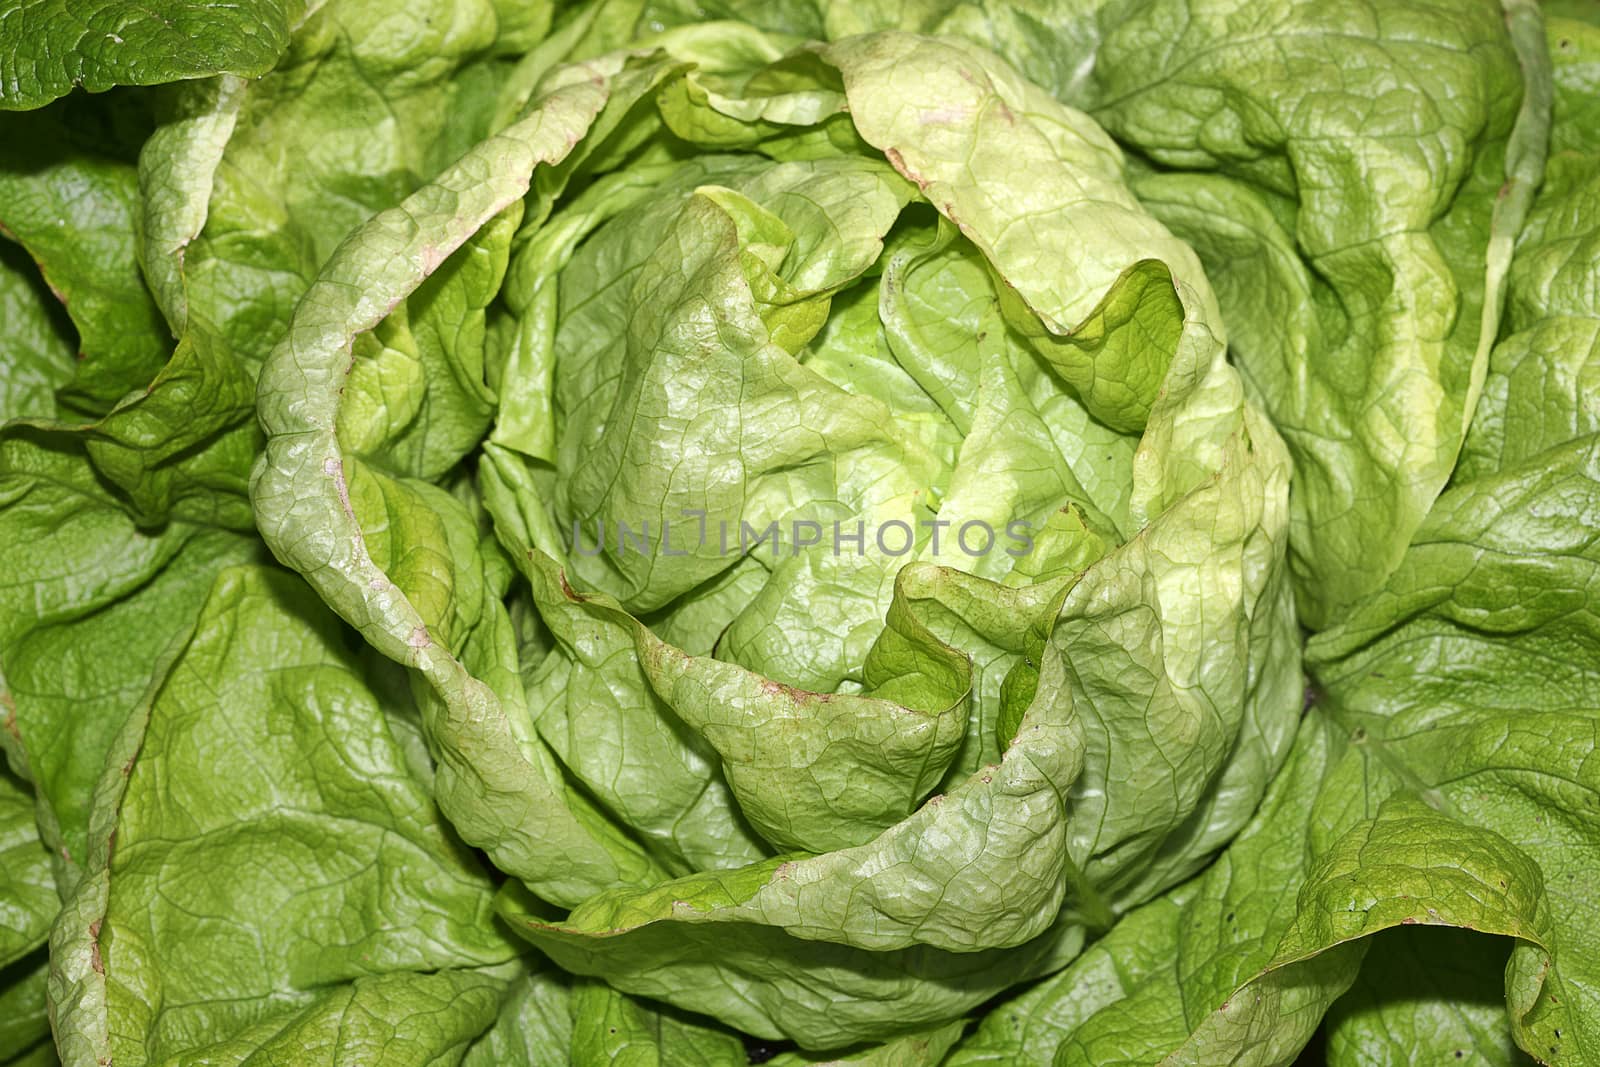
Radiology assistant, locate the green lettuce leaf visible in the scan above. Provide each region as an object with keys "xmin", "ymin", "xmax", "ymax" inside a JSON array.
[
  {"xmin": 1078, "ymin": 0, "xmax": 1539, "ymax": 627},
  {"xmin": 766, "ymin": 1018, "xmax": 964, "ymax": 1066},
  {"xmin": 0, "ymin": 770, "xmax": 53, "ymax": 970},
  {"xmin": 461, "ymin": 967, "xmax": 574, "ymax": 1067},
  {"xmin": 0, "ymin": 103, "xmax": 170, "ymax": 415},
  {"xmin": 0, "ymin": 0, "xmax": 300, "ymax": 111},
  {"xmin": 0, "ymin": 951, "xmax": 53, "ymax": 1065},
  {"xmin": 0, "ymin": 243, "xmax": 75, "ymax": 422},
  {"xmin": 0, "ymin": 432, "xmax": 261, "ymax": 868},
  {"xmin": 1324, "ymin": 928, "xmax": 1534, "ymax": 1067},
  {"xmin": 251, "ymin": 52, "xmax": 684, "ymax": 907},
  {"xmin": 50, "ymin": 564, "xmax": 516, "ymax": 1065},
  {"xmin": 1461, "ymin": 13, "xmax": 1600, "ymax": 481},
  {"xmin": 1306, "ymin": 433, "xmax": 1600, "ymax": 1064}
]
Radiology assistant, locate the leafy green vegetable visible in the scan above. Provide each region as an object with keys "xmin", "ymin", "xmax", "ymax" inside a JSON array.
[
  {"xmin": 0, "ymin": 0, "xmax": 1592, "ymax": 1063},
  {"xmin": 0, "ymin": 0, "xmax": 299, "ymax": 111},
  {"xmin": 243, "ymin": 12, "xmax": 1301, "ymax": 1046},
  {"xmin": 52, "ymin": 565, "xmax": 517, "ymax": 1066}
]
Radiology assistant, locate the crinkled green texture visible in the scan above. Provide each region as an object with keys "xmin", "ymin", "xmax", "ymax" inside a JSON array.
[
  {"xmin": 249, "ymin": 21, "xmax": 1297, "ymax": 1052},
  {"xmin": 51, "ymin": 565, "xmax": 517, "ymax": 1067},
  {"xmin": 0, "ymin": 951, "xmax": 53, "ymax": 1064},
  {"xmin": 11, "ymin": 329, "xmax": 262, "ymax": 530},
  {"xmin": 0, "ymin": 0, "xmax": 299, "ymax": 110},
  {"xmin": 943, "ymin": 885, "xmax": 1197, "ymax": 1067},
  {"xmin": 1304, "ymin": 435, "xmax": 1600, "ymax": 1065},
  {"xmin": 946, "ymin": 440, "xmax": 1600, "ymax": 1064},
  {"xmin": 0, "ymin": 243, "xmax": 75, "ymax": 422},
  {"xmin": 5, "ymin": 0, "xmax": 558, "ymax": 537},
  {"xmin": 0, "ymin": 104, "xmax": 170, "ymax": 415},
  {"xmin": 252, "ymin": 52, "xmax": 685, "ymax": 909},
  {"xmin": 937, "ymin": 705, "xmax": 1582, "ymax": 1067},
  {"xmin": 1324, "ymin": 928, "xmax": 1534, "ymax": 1067},
  {"xmin": 187, "ymin": 0, "xmax": 544, "ymax": 371},
  {"xmin": 13, "ymin": 0, "xmax": 1582, "ymax": 1061},
  {"xmin": 0, "ymin": 771, "xmax": 53, "ymax": 970},
  {"xmin": 60, "ymin": 0, "xmax": 560, "ymax": 526},
  {"xmin": 1076, "ymin": 0, "xmax": 1529, "ymax": 628},
  {"xmin": 460, "ymin": 967, "xmax": 574, "ymax": 1067},
  {"xmin": 485, "ymin": 451, "xmax": 973, "ymax": 859},
  {"xmin": 134, "ymin": 74, "xmax": 246, "ymax": 335},
  {"xmin": 1461, "ymin": 15, "xmax": 1600, "ymax": 482},
  {"xmin": 0, "ymin": 432, "xmax": 262, "ymax": 866}
]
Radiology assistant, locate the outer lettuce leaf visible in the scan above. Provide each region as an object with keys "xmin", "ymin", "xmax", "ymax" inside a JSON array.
[
  {"xmin": 0, "ymin": 105, "xmax": 171, "ymax": 414},
  {"xmin": 1077, "ymin": 0, "xmax": 1536, "ymax": 627},
  {"xmin": 0, "ymin": 83, "xmax": 263, "ymax": 526},
  {"xmin": 462, "ymin": 965, "xmax": 806, "ymax": 1067},
  {"xmin": 765, "ymin": 1019, "xmax": 964, "ymax": 1066},
  {"xmin": 1306, "ymin": 435, "xmax": 1600, "ymax": 1064},
  {"xmin": 50, "ymin": 565, "xmax": 516, "ymax": 1066},
  {"xmin": 0, "ymin": 0, "xmax": 300, "ymax": 111},
  {"xmin": 251, "ymin": 54, "xmax": 680, "ymax": 908},
  {"xmin": 943, "ymin": 885, "xmax": 1198, "ymax": 1067},
  {"xmin": 1039, "ymin": 710, "xmax": 1369, "ymax": 1067},
  {"xmin": 1461, "ymin": 14, "xmax": 1600, "ymax": 481},
  {"xmin": 940, "ymin": 701, "xmax": 1581, "ymax": 1066},
  {"xmin": 9, "ymin": 329, "xmax": 262, "ymax": 530},
  {"xmin": 1324, "ymin": 928, "xmax": 1534, "ymax": 1067},
  {"xmin": 0, "ymin": 432, "xmax": 261, "ymax": 868},
  {"xmin": 1546, "ymin": 11, "xmax": 1600, "ymax": 157},
  {"xmin": 0, "ymin": 243, "xmax": 75, "ymax": 422},
  {"xmin": 460, "ymin": 968, "xmax": 574, "ymax": 1067},
  {"xmin": 0, "ymin": 770, "xmax": 53, "ymax": 969},
  {"xmin": 570, "ymin": 980, "xmax": 750, "ymax": 1066},
  {"xmin": 973, "ymin": 445, "xmax": 1600, "ymax": 1066},
  {"xmin": 0, "ymin": 952, "xmax": 53, "ymax": 1064},
  {"xmin": 3, "ymin": 0, "xmax": 555, "ymax": 537},
  {"xmin": 503, "ymin": 874, "xmax": 1084, "ymax": 1050}
]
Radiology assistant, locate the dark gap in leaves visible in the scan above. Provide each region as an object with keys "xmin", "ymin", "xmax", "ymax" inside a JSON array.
[{"xmin": 745, "ymin": 1036, "xmax": 795, "ymax": 1064}]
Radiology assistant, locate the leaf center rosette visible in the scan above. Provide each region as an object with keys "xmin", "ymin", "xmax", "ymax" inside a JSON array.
[{"xmin": 250, "ymin": 28, "xmax": 1300, "ymax": 1050}]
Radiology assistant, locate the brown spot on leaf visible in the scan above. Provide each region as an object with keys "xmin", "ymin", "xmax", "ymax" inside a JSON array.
[
  {"xmin": 557, "ymin": 571, "xmax": 586, "ymax": 601},
  {"xmin": 881, "ymin": 146, "xmax": 931, "ymax": 195},
  {"xmin": 89, "ymin": 919, "xmax": 104, "ymax": 974}
]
